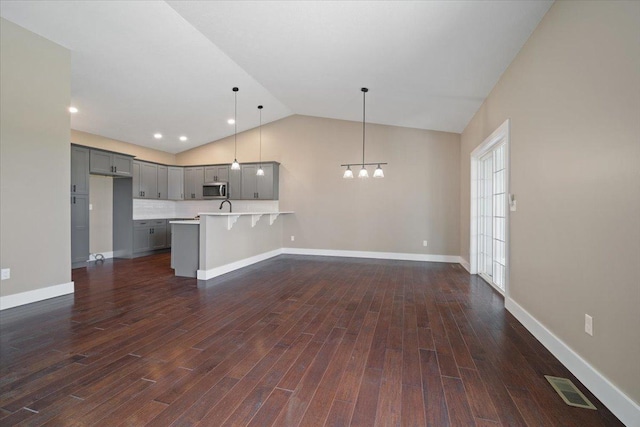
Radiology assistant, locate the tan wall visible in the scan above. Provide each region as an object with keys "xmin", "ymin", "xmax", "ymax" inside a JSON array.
[
  {"xmin": 71, "ymin": 129, "xmax": 176, "ymax": 165},
  {"xmin": 460, "ymin": 1, "xmax": 640, "ymax": 403},
  {"xmin": 0, "ymin": 19, "xmax": 71, "ymax": 297},
  {"xmin": 178, "ymin": 114, "xmax": 461, "ymax": 256},
  {"xmin": 89, "ymin": 175, "xmax": 113, "ymax": 255}
]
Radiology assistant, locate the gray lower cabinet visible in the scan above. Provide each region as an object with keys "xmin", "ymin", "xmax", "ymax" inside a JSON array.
[
  {"xmin": 184, "ymin": 167, "xmax": 204, "ymax": 199},
  {"xmin": 168, "ymin": 167, "xmax": 184, "ymax": 200},
  {"xmin": 71, "ymin": 194, "xmax": 90, "ymax": 267},
  {"xmin": 239, "ymin": 163, "xmax": 278, "ymax": 200},
  {"xmin": 133, "ymin": 219, "xmax": 169, "ymax": 254},
  {"xmin": 71, "ymin": 145, "xmax": 90, "ymax": 194},
  {"xmin": 90, "ymin": 149, "xmax": 133, "ymax": 177}
]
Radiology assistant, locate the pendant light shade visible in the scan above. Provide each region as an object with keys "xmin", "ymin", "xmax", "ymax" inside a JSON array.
[
  {"xmin": 343, "ymin": 165, "xmax": 354, "ymax": 179},
  {"xmin": 341, "ymin": 87, "xmax": 387, "ymax": 179},
  {"xmin": 231, "ymin": 87, "xmax": 241, "ymax": 170},
  {"xmin": 257, "ymin": 105, "xmax": 264, "ymax": 176}
]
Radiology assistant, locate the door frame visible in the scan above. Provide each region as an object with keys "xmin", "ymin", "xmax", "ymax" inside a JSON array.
[{"xmin": 469, "ymin": 119, "xmax": 511, "ymax": 296}]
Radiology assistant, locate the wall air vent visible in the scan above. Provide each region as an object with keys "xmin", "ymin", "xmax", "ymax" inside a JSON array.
[{"xmin": 544, "ymin": 375, "xmax": 597, "ymax": 410}]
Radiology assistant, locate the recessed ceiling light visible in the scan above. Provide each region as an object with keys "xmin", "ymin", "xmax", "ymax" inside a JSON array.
[
  {"xmin": 227, "ymin": 119, "xmax": 235, "ymax": 125},
  {"xmin": 179, "ymin": 136, "xmax": 187, "ymax": 141},
  {"xmin": 153, "ymin": 133, "xmax": 162, "ymax": 139},
  {"xmin": 68, "ymin": 107, "xmax": 78, "ymax": 113}
]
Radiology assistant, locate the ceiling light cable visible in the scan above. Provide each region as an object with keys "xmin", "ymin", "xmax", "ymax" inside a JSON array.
[{"xmin": 231, "ymin": 87, "xmax": 240, "ymax": 170}]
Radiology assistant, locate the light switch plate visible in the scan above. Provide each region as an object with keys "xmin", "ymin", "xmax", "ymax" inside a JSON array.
[
  {"xmin": 1, "ymin": 268, "xmax": 10, "ymax": 280},
  {"xmin": 585, "ymin": 314, "xmax": 593, "ymax": 336}
]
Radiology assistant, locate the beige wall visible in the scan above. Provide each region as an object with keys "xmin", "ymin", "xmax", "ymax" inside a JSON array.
[
  {"xmin": 71, "ymin": 129, "xmax": 176, "ymax": 165},
  {"xmin": 178, "ymin": 115, "xmax": 461, "ymax": 256},
  {"xmin": 89, "ymin": 175, "xmax": 113, "ymax": 255},
  {"xmin": 460, "ymin": 0, "xmax": 640, "ymax": 404},
  {"xmin": 0, "ymin": 19, "xmax": 71, "ymax": 297}
]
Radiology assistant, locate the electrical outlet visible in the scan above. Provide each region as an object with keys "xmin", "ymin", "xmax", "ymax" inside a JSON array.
[
  {"xmin": 423, "ymin": 240, "xmax": 428, "ymax": 247},
  {"xmin": 585, "ymin": 314, "xmax": 593, "ymax": 336},
  {"xmin": 1, "ymin": 268, "xmax": 10, "ymax": 280},
  {"xmin": 89, "ymin": 203, "xmax": 93, "ymax": 211},
  {"xmin": 291, "ymin": 235, "xmax": 295, "ymax": 242}
]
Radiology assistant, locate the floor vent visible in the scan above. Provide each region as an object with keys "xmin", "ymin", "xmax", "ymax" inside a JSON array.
[{"xmin": 545, "ymin": 375, "xmax": 597, "ymax": 410}]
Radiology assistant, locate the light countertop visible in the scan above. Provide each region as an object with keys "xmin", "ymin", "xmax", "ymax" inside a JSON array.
[{"xmin": 197, "ymin": 211, "xmax": 294, "ymax": 216}]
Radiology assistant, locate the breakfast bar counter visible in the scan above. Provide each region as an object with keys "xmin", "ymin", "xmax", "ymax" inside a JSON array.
[{"xmin": 170, "ymin": 211, "xmax": 293, "ymax": 279}]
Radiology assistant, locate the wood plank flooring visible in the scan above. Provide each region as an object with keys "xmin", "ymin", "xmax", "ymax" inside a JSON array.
[{"xmin": 0, "ymin": 253, "xmax": 624, "ymax": 426}]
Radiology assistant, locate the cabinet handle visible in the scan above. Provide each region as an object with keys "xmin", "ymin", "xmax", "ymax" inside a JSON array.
[
  {"xmin": 114, "ymin": 166, "xmax": 117, "ymax": 173},
  {"xmin": 73, "ymin": 184, "xmax": 76, "ymax": 192},
  {"xmin": 73, "ymin": 196, "xmax": 76, "ymax": 204},
  {"xmin": 158, "ymin": 192, "xmax": 160, "ymax": 198}
]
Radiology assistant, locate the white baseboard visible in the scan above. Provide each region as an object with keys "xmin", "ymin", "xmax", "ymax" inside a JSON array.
[
  {"xmin": 282, "ymin": 247, "xmax": 462, "ymax": 264},
  {"xmin": 460, "ymin": 259, "xmax": 471, "ymax": 273},
  {"xmin": 88, "ymin": 252, "xmax": 114, "ymax": 261},
  {"xmin": 0, "ymin": 281, "xmax": 75, "ymax": 311},
  {"xmin": 197, "ymin": 249, "xmax": 283, "ymax": 280},
  {"xmin": 506, "ymin": 297, "xmax": 640, "ymax": 427}
]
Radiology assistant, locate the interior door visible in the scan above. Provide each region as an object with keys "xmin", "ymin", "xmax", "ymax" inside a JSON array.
[{"xmin": 477, "ymin": 141, "xmax": 507, "ymax": 292}]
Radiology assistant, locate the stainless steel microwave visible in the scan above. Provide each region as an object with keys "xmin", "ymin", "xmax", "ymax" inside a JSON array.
[{"xmin": 203, "ymin": 182, "xmax": 227, "ymax": 199}]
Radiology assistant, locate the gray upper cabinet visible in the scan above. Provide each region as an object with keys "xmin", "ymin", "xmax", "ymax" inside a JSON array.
[
  {"xmin": 228, "ymin": 168, "xmax": 242, "ymax": 200},
  {"xmin": 157, "ymin": 165, "xmax": 168, "ymax": 200},
  {"xmin": 184, "ymin": 167, "xmax": 204, "ymax": 199},
  {"xmin": 90, "ymin": 149, "xmax": 133, "ymax": 177},
  {"xmin": 168, "ymin": 167, "xmax": 184, "ymax": 200},
  {"xmin": 112, "ymin": 154, "xmax": 133, "ymax": 176},
  {"xmin": 240, "ymin": 164, "xmax": 258, "ymax": 200},
  {"xmin": 239, "ymin": 163, "xmax": 279, "ymax": 200},
  {"xmin": 133, "ymin": 160, "xmax": 161, "ymax": 199},
  {"xmin": 71, "ymin": 145, "xmax": 90, "ymax": 194},
  {"xmin": 257, "ymin": 164, "xmax": 276, "ymax": 200},
  {"xmin": 204, "ymin": 165, "xmax": 229, "ymax": 183}
]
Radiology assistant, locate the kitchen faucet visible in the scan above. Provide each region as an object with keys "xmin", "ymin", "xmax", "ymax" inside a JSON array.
[{"xmin": 219, "ymin": 199, "xmax": 232, "ymax": 213}]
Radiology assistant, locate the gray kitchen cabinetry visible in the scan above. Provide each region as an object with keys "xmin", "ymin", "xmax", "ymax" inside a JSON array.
[
  {"xmin": 204, "ymin": 165, "xmax": 229, "ymax": 183},
  {"xmin": 133, "ymin": 219, "xmax": 168, "ymax": 254},
  {"xmin": 71, "ymin": 194, "xmax": 90, "ymax": 267},
  {"xmin": 71, "ymin": 145, "xmax": 90, "ymax": 268},
  {"xmin": 239, "ymin": 162, "xmax": 279, "ymax": 200},
  {"xmin": 71, "ymin": 145, "xmax": 90, "ymax": 194},
  {"xmin": 158, "ymin": 165, "xmax": 168, "ymax": 200},
  {"xmin": 228, "ymin": 168, "xmax": 242, "ymax": 200},
  {"xmin": 132, "ymin": 160, "xmax": 159, "ymax": 199},
  {"xmin": 184, "ymin": 167, "xmax": 204, "ymax": 199},
  {"xmin": 168, "ymin": 167, "xmax": 184, "ymax": 200},
  {"xmin": 90, "ymin": 149, "xmax": 133, "ymax": 177}
]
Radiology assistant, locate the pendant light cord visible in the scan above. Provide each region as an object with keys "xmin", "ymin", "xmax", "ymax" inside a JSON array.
[
  {"xmin": 234, "ymin": 89, "xmax": 238, "ymax": 159},
  {"xmin": 362, "ymin": 88, "xmax": 366, "ymax": 166},
  {"xmin": 258, "ymin": 105, "xmax": 263, "ymax": 165}
]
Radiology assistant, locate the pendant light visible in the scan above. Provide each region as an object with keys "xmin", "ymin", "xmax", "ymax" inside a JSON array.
[
  {"xmin": 231, "ymin": 87, "xmax": 240, "ymax": 170},
  {"xmin": 256, "ymin": 105, "xmax": 264, "ymax": 176},
  {"xmin": 341, "ymin": 87, "xmax": 387, "ymax": 179}
]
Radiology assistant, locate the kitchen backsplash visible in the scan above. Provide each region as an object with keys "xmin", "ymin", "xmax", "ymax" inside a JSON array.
[{"xmin": 133, "ymin": 199, "xmax": 279, "ymax": 219}]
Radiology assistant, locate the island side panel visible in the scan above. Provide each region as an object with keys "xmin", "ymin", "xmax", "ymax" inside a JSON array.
[
  {"xmin": 172, "ymin": 223, "xmax": 199, "ymax": 277},
  {"xmin": 199, "ymin": 215, "xmax": 282, "ymax": 274}
]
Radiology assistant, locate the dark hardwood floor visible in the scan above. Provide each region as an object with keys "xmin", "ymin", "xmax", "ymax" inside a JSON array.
[{"xmin": 0, "ymin": 253, "xmax": 623, "ymax": 426}]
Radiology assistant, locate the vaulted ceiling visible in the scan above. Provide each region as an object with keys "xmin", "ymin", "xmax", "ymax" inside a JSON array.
[{"xmin": 0, "ymin": 1, "xmax": 552, "ymax": 153}]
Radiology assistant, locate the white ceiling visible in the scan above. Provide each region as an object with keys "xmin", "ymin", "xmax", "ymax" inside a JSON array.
[{"xmin": 0, "ymin": 1, "xmax": 552, "ymax": 154}]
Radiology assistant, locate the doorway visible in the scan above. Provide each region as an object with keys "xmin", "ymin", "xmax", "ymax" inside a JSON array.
[{"xmin": 470, "ymin": 119, "xmax": 510, "ymax": 295}]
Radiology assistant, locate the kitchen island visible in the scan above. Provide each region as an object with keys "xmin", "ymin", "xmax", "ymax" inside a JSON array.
[{"xmin": 170, "ymin": 212, "xmax": 293, "ymax": 279}]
